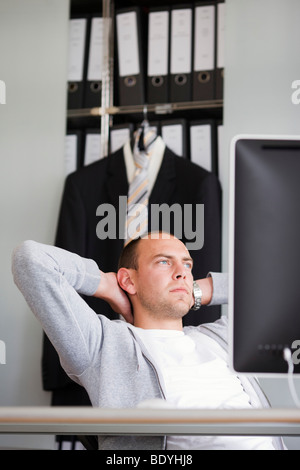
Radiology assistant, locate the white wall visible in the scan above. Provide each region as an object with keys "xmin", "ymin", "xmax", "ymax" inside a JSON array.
[
  {"xmin": 0, "ymin": 0, "xmax": 69, "ymax": 449},
  {"xmin": 223, "ymin": 0, "xmax": 300, "ymax": 449}
]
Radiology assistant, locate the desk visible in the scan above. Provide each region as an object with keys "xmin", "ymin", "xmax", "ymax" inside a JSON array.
[{"xmin": 0, "ymin": 407, "xmax": 300, "ymax": 436}]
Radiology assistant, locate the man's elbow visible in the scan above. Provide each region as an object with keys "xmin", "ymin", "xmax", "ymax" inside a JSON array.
[{"xmin": 11, "ymin": 240, "xmax": 39, "ymax": 288}]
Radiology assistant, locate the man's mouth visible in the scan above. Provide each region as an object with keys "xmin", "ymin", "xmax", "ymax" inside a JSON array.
[{"xmin": 170, "ymin": 287, "xmax": 190, "ymax": 295}]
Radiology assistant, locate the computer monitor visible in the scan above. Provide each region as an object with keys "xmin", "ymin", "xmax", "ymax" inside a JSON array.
[{"xmin": 229, "ymin": 135, "xmax": 300, "ymax": 375}]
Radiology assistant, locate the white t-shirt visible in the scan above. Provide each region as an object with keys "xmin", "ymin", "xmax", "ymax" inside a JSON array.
[{"xmin": 132, "ymin": 327, "xmax": 276, "ymax": 450}]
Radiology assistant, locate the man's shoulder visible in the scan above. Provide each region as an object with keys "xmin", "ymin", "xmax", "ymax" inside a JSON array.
[
  {"xmin": 184, "ymin": 316, "xmax": 228, "ymax": 340},
  {"xmin": 65, "ymin": 147, "xmax": 124, "ymax": 184}
]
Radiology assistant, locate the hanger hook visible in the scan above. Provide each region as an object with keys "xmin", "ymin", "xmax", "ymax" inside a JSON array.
[{"xmin": 143, "ymin": 105, "xmax": 148, "ymax": 124}]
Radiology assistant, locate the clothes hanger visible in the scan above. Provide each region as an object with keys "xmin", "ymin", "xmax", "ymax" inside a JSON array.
[
  {"xmin": 137, "ymin": 105, "xmax": 149, "ymax": 150},
  {"xmin": 137, "ymin": 105, "xmax": 158, "ymax": 151},
  {"xmin": 130, "ymin": 106, "xmax": 158, "ymax": 153}
]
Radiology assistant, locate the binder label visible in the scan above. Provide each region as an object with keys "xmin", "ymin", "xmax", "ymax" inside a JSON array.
[
  {"xmin": 162, "ymin": 124, "xmax": 183, "ymax": 157},
  {"xmin": 190, "ymin": 124, "xmax": 212, "ymax": 172},
  {"xmin": 217, "ymin": 3, "xmax": 226, "ymax": 69},
  {"xmin": 110, "ymin": 128, "xmax": 131, "ymax": 154},
  {"xmin": 87, "ymin": 18, "xmax": 105, "ymax": 81},
  {"xmin": 96, "ymin": 196, "xmax": 204, "ymax": 250},
  {"xmin": 0, "ymin": 79, "xmax": 6, "ymax": 104},
  {"xmin": 68, "ymin": 19, "xmax": 87, "ymax": 82},
  {"xmin": 116, "ymin": 12, "xmax": 140, "ymax": 77},
  {"xmin": 170, "ymin": 9, "xmax": 192, "ymax": 75},
  {"xmin": 194, "ymin": 6, "xmax": 215, "ymax": 72},
  {"xmin": 64, "ymin": 135, "xmax": 78, "ymax": 176},
  {"xmin": 84, "ymin": 133, "xmax": 103, "ymax": 166},
  {"xmin": 148, "ymin": 11, "xmax": 169, "ymax": 77}
]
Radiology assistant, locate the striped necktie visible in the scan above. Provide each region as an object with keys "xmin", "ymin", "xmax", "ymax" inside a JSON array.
[{"xmin": 125, "ymin": 125, "xmax": 157, "ymax": 244}]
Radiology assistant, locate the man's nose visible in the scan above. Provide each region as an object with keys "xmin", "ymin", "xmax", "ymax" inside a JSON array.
[
  {"xmin": 173, "ymin": 264, "xmax": 186, "ymax": 280},
  {"xmin": 175, "ymin": 273, "xmax": 186, "ymax": 279}
]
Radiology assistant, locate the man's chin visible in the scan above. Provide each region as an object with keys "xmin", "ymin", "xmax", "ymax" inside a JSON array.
[{"xmin": 169, "ymin": 301, "xmax": 190, "ymax": 318}]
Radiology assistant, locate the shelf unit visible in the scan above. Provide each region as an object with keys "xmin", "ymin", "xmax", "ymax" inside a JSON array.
[
  {"xmin": 67, "ymin": 99, "xmax": 223, "ymax": 118},
  {"xmin": 68, "ymin": 0, "xmax": 224, "ymax": 159}
]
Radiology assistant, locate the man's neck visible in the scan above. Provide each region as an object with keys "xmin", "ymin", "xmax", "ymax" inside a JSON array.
[{"xmin": 133, "ymin": 315, "xmax": 183, "ymax": 331}]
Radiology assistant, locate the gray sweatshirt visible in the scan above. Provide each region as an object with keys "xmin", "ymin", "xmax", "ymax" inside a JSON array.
[{"xmin": 11, "ymin": 240, "xmax": 285, "ymax": 450}]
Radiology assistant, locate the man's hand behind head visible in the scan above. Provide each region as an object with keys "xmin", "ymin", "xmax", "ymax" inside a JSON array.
[{"xmin": 93, "ymin": 271, "xmax": 133, "ymax": 324}]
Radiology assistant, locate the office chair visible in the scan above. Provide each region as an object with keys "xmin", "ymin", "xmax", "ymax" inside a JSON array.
[{"xmin": 77, "ymin": 434, "xmax": 98, "ymax": 450}]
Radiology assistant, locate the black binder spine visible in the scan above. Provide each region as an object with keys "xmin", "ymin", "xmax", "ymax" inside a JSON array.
[
  {"xmin": 83, "ymin": 15, "xmax": 103, "ymax": 108},
  {"xmin": 192, "ymin": 2, "xmax": 216, "ymax": 102},
  {"xmin": 216, "ymin": 0, "xmax": 225, "ymax": 100},
  {"xmin": 147, "ymin": 6, "xmax": 170, "ymax": 105},
  {"xmin": 115, "ymin": 7, "xmax": 146, "ymax": 106},
  {"xmin": 169, "ymin": 4, "xmax": 193, "ymax": 103},
  {"xmin": 67, "ymin": 15, "xmax": 90, "ymax": 110}
]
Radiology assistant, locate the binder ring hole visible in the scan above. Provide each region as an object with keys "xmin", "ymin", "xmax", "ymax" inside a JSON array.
[
  {"xmin": 125, "ymin": 76, "xmax": 137, "ymax": 88},
  {"xmin": 175, "ymin": 74, "xmax": 187, "ymax": 86},
  {"xmin": 198, "ymin": 71, "xmax": 211, "ymax": 84},
  {"xmin": 152, "ymin": 76, "xmax": 164, "ymax": 87},
  {"xmin": 68, "ymin": 83, "xmax": 78, "ymax": 93},
  {"xmin": 90, "ymin": 82, "xmax": 102, "ymax": 93}
]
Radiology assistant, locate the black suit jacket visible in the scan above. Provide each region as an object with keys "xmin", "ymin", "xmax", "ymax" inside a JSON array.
[{"xmin": 42, "ymin": 145, "xmax": 222, "ymax": 403}]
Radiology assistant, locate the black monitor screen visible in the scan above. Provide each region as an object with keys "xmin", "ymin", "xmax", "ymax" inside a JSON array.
[{"xmin": 231, "ymin": 136, "xmax": 300, "ymax": 374}]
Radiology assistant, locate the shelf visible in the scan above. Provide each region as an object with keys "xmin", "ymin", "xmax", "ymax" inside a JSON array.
[{"xmin": 67, "ymin": 100, "xmax": 224, "ymax": 119}]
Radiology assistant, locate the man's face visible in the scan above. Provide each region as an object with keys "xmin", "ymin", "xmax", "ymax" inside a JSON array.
[{"xmin": 131, "ymin": 235, "xmax": 194, "ymax": 320}]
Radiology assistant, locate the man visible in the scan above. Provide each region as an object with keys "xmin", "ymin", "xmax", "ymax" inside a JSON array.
[{"xmin": 12, "ymin": 233, "xmax": 284, "ymax": 450}]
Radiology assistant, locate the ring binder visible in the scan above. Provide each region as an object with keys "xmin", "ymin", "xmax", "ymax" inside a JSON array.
[
  {"xmin": 115, "ymin": 7, "xmax": 146, "ymax": 106},
  {"xmin": 189, "ymin": 120, "xmax": 217, "ymax": 173},
  {"xmin": 84, "ymin": 128, "xmax": 102, "ymax": 166},
  {"xmin": 64, "ymin": 130, "xmax": 83, "ymax": 175},
  {"xmin": 109, "ymin": 123, "xmax": 134, "ymax": 154},
  {"xmin": 84, "ymin": 16, "xmax": 105, "ymax": 108},
  {"xmin": 216, "ymin": 1, "xmax": 225, "ymax": 100},
  {"xmin": 170, "ymin": 5, "xmax": 193, "ymax": 103},
  {"xmin": 147, "ymin": 7, "xmax": 170, "ymax": 104},
  {"xmin": 161, "ymin": 119, "xmax": 187, "ymax": 158},
  {"xmin": 193, "ymin": 2, "xmax": 216, "ymax": 101},
  {"xmin": 152, "ymin": 76, "xmax": 164, "ymax": 87},
  {"xmin": 67, "ymin": 16, "xmax": 89, "ymax": 109}
]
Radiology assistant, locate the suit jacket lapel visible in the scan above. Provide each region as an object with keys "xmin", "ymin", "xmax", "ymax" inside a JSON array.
[{"xmin": 106, "ymin": 148, "xmax": 129, "ymax": 208}]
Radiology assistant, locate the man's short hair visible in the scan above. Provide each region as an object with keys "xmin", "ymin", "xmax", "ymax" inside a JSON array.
[
  {"xmin": 118, "ymin": 231, "xmax": 176, "ymax": 271},
  {"xmin": 118, "ymin": 238, "xmax": 142, "ymax": 270}
]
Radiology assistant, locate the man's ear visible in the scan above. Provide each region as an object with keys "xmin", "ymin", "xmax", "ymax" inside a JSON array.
[{"xmin": 117, "ymin": 268, "xmax": 137, "ymax": 295}]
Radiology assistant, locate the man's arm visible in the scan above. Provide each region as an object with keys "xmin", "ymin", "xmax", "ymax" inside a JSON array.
[
  {"xmin": 194, "ymin": 272, "xmax": 229, "ymax": 306},
  {"xmin": 94, "ymin": 270, "xmax": 228, "ymax": 318},
  {"xmin": 12, "ymin": 241, "xmax": 110, "ymax": 378},
  {"xmin": 93, "ymin": 271, "xmax": 133, "ymax": 324}
]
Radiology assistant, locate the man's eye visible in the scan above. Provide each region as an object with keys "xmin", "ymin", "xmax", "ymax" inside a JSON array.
[
  {"xmin": 159, "ymin": 260, "xmax": 168, "ymax": 265},
  {"xmin": 184, "ymin": 262, "xmax": 192, "ymax": 269}
]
